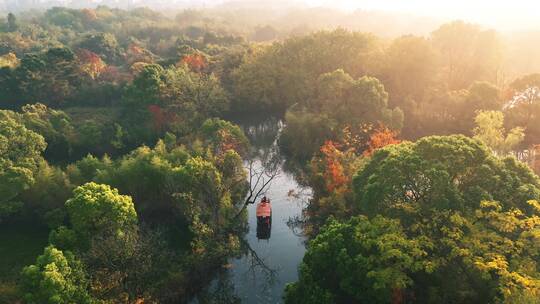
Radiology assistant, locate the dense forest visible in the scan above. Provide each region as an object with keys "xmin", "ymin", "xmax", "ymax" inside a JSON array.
[{"xmin": 0, "ymin": 3, "xmax": 539, "ymax": 304}]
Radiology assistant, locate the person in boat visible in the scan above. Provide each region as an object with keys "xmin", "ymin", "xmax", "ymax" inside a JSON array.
[
  {"xmin": 256, "ymin": 196, "xmax": 272, "ymax": 223},
  {"xmin": 256, "ymin": 196, "xmax": 272, "ymax": 239}
]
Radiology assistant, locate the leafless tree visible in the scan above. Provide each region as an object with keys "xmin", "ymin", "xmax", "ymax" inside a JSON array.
[{"xmin": 232, "ymin": 147, "xmax": 281, "ymax": 221}]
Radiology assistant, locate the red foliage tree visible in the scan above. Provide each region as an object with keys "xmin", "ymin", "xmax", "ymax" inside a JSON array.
[
  {"xmin": 363, "ymin": 124, "xmax": 401, "ymax": 156},
  {"xmin": 147, "ymin": 105, "xmax": 177, "ymax": 132},
  {"xmin": 320, "ymin": 140, "xmax": 348, "ymax": 192},
  {"xmin": 180, "ymin": 53, "xmax": 207, "ymax": 72},
  {"xmin": 77, "ymin": 49, "xmax": 106, "ymax": 80},
  {"xmin": 126, "ymin": 44, "xmax": 154, "ymax": 65}
]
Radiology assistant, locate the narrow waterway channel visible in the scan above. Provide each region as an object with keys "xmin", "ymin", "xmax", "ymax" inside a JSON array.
[{"xmin": 192, "ymin": 118, "xmax": 312, "ymax": 303}]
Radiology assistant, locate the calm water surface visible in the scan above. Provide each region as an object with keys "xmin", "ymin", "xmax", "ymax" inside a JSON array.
[
  {"xmin": 192, "ymin": 119, "xmax": 311, "ymax": 303},
  {"xmin": 228, "ymin": 164, "xmax": 310, "ymax": 303}
]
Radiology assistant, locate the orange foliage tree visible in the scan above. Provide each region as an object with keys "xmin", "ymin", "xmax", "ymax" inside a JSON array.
[
  {"xmin": 77, "ymin": 49, "xmax": 107, "ymax": 80},
  {"xmin": 126, "ymin": 44, "xmax": 155, "ymax": 65},
  {"xmin": 216, "ymin": 128, "xmax": 243, "ymax": 155},
  {"xmin": 363, "ymin": 124, "xmax": 401, "ymax": 156},
  {"xmin": 320, "ymin": 140, "xmax": 349, "ymax": 192},
  {"xmin": 180, "ymin": 53, "xmax": 207, "ymax": 72}
]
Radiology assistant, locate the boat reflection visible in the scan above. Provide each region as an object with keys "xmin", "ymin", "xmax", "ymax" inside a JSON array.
[{"xmin": 256, "ymin": 216, "xmax": 272, "ymax": 240}]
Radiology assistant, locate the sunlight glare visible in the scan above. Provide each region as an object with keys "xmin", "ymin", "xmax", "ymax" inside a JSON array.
[{"xmin": 306, "ymin": 0, "xmax": 540, "ymax": 29}]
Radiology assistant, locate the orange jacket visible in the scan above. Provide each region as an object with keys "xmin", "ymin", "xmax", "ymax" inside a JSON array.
[{"xmin": 256, "ymin": 202, "xmax": 271, "ymax": 217}]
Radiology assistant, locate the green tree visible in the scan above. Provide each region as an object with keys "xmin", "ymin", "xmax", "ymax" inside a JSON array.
[
  {"xmin": 46, "ymin": 180, "xmax": 173, "ymax": 302},
  {"xmin": 65, "ymin": 154, "xmax": 112, "ymax": 186},
  {"xmin": 279, "ymin": 111, "xmax": 336, "ymax": 161},
  {"xmin": 285, "ymin": 216, "xmax": 430, "ymax": 304},
  {"xmin": 504, "ymin": 73, "xmax": 540, "ymax": 147},
  {"xmin": 93, "ymin": 143, "xmax": 188, "ymax": 216},
  {"xmin": 199, "ymin": 118, "xmax": 249, "ymax": 156},
  {"xmin": 20, "ymin": 160, "xmax": 72, "ymax": 227},
  {"xmin": 349, "ymin": 135, "xmax": 540, "ymax": 302},
  {"xmin": 289, "ymin": 199, "xmax": 540, "ymax": 303},
  {"xmin": 123, "ymin": 64, "xmax": 164, "ymax": 107},
  {"xmin": 232, "ymin": 29, "xmax": 379, "ymax": 113},
  {"xmin": 0, "ymin": 111, "xmax": 46, "ymax": 220},
  {"xmin": 50, "ymin": 182, "xmax": 137, "ymax": 250},
  {"xmin": 294, "ymin": 135, "xmax": 540, "ymax": 303},
  {"xmin": 314, "ymin": 70, "xmax": 403, "ymax": 129},
  {"xmin": 432, "ymin": 21, "xmax": 502, "ymax": 90},
  {"xmin": 456, "ymin": 81, "xmax": 502, "ymax": 132},
  {"xmin": 280, "ymin": 70, "xmax": 403, "ymax": 162},
  {"xmin": 43, "ymin": 7, "xmax": 83, "ymax": 30},
  {"xmin": 14, "ymin": 48, "xmax": 82, "ymax": 106},
  {"xmin": 67, "ymin": 183, "xmax": 137, "ymax": 244},
  {"xmin": 20, "ymin": 103, "xmax": 76, "ymax": 162},
  {"xmin": 89, "ymin": 138, "xmax": 246, "ymax": 232},
  {"xmin": 354, "ymin": 135, "xmax": 538, "ymax": 216},
  {"xmin": 123, "ymin": 64, "xmax": 229, "ymax": 135},
  {"xmin": 161, "ymin": 65, "xmax": 229, "ymax": 128},
  {"xmin": 473, "ymin": 110, "xmax": 524, "ymax": 155},
  {"xmin": 378, "ymin": 35, "xmax": 437, "ymax": 137},
  {"xmin": 416, "ymin": 82, "xmax": 501, "ymax": 137},
  {"xmin": 77, "ymin": 33, "xmax": 121, "ymax": 64},
  {"xmin": 21, "ymin": 246, "xmax": 94, "ymax": 304},
  {"xmin": 381, "ymin": 35, "xmax": 436, "ymax": 103}
]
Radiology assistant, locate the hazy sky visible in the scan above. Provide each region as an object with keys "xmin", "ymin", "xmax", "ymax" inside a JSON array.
[{"xmin": 304, "ymin": 0, "xmax": 540, "ymax": 30}]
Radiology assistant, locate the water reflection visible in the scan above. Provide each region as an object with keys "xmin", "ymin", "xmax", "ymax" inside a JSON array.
[
  {"xmin": 256, "ymin": 216, "xmax": 272, "ymax": 240},
  {"xmin": 190, "ymin": 271, "xmax": 241, "ymax": 304},
  {"xmin": 191, "ymin": 117, "xmax": 312, "ymax": 304},
  {"xmin": 237, "ymin": 116, "xmax": 283, "ymax": 151}
]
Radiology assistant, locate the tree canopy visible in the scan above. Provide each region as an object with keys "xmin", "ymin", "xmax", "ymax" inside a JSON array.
[
  {"xmin": 280, "ymin": 69, "xmax": 403, "ymax": 162},
  {"xmin": 3, "ymin": 5, "xmax": 540, "ymax": 303},
  {"xmin": 21, "ymin": 246, "xmax": 93, "ymax": 304},
  {"xmin": 354, "ymin": 135, "xmax": 539, "ymax": 216},
  {"xmin": 232, "ymin": 29, "xmax": 379, "ymax": 113},
  {"xmin": 288, "ymin": 135, "xmax": 540, "ymax": 303},
  {"xmin": 0, "ymin": 111, "xmax": 46, "ymax": 220},
  {"xmin": 63, "ymin": 182, "xmax": 137, "ymax": 247}
]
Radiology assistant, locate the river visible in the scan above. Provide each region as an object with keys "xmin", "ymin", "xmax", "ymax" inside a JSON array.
[{"xmin": 191, "ymin": 118, "xmax": 312, "ymax": 304}]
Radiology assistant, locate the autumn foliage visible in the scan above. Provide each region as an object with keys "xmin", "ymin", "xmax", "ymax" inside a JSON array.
[
  {"xmin": 126, "ymin": 44, "xmax": 155, "ymax": 65},
  {"xmin": 77, "ymin": 49, "xmax": 107, "ymax": 80},
  {"xmin": 216, "ymin": 128, "xmax": 243, "ymax": 155},
  {"xmin": 320, "ymin": 140, "xmax": 348, "ymax": 192},
  {"xmin": 363, "ymin": 124, "xmax": 401, "ymax": 156},
  {"xmin": 148, "ymin": 104, "xmax": 176, "ymax": 132},
  {"xmin": 314, "ymin": 124, "xmax": 400, "ymax": 193},
  {"xmin": 180, "ymin": 53, "xmax": 207, "ymax": 72}
]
